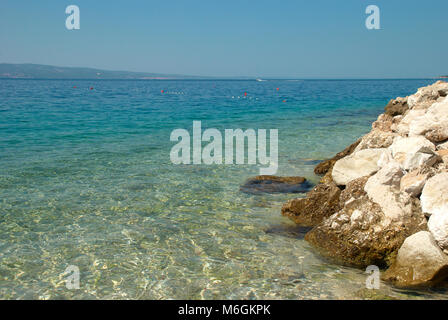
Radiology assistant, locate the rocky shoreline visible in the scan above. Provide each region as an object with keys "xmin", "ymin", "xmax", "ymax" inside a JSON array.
[{"xmin": 283, "ymin": 81, "xmax": 448, "ymax": 288}]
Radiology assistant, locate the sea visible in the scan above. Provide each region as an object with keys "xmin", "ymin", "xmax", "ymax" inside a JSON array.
[{"xmin": 1, "ymin": 78, "xmax": 446, "ymax": 299}]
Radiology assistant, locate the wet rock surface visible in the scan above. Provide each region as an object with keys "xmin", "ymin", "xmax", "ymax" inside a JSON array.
[
  {"xmin": 281, "ymin": 182, "xmax": 341, "ymax": 227},
  {"xmin": 240, "ymin": 175, "xmax": 313, "ymax": 194}
]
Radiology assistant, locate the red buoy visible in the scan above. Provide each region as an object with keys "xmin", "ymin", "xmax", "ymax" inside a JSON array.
[
  {"xmin": 161, "ymin": 90, "xmax": 164, "ymax": 93},
  {"xmin": 90, "ymin": 87, "xmax": 94, "ymax": 90},
  {"xmin": 244, "ymin": 92, "xmax": 247, "ymax": 96},
  {"xmin": 276, "ymin": 88, "xmax": 279, "ymax": 91}
]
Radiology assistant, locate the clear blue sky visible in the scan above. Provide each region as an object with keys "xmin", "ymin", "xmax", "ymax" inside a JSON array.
[{"xmin": 0, "ymin": 0, "xmax": 446, "ymax": 78}]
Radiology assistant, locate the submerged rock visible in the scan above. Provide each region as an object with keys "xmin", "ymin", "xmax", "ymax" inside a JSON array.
[
  {"xmin": 281, "ymin": 181, "xmax": 341, "ymax": 227},
  {"xmin": 382, "ymin": 231, "xmax": 448, "ymax": 288},
  {"xmin": 240, "ymin": 175, "xmax": 313, "ymax": 194}
]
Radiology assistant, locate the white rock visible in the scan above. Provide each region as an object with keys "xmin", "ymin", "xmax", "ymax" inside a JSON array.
[
  {"xmin": 389, "ymin": 136, "xmax": 438, "ymax": 171},
  {"xmin": 364, "ymin": 162, "xmax": 411, "ymax": 221},
  {"xmin": 354, "ymin": 130, "xmax": 396, "ymax": 152},
  {"xmin": 332, "ymin": 148, "xmax": 387, "ymax": 186},
  {"xmin": 408, "ymin": 97, "xmax": 448, "ymax": 141},
  {"xmin": 428, "ymin": 214, "xmax": 448, "ymax": 252},
  {"xmin": 383, "ymin": 231, "xmax": 448, "ymax": 287},
  {"xmin": 407, "ymin": 81, "xmax": 448, "ymax": 109},
  {"xmin": 369, "ymin": 161, "xmax": 405, "ymax": 188},
  {"xmin": 437, "ymin": 141, "xmax": 448, "ymax": 151},
  {"xmin": 390, "ymin": 136, "xmax": 436, "ymax": 155},
  {"xmin": 400, "ymin": 170, "xmax": 428, "ymax": 197},
  {"xmin": 421, "ymin": 172, "xmax": 448, "ymax": 216},
  {"xmin": 397, "ymin": 109, "xmax": 426, "ymax": 135}
]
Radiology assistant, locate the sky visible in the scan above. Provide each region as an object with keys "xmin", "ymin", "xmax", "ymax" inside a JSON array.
[{"xmin": 0, "ymin": 0, "xmax": 447, "ymax": 78}]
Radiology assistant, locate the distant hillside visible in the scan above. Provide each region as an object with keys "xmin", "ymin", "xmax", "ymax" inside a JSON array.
[{"xmin": 0, "ymin": 63, "xmax": 208, "ymax": 80}]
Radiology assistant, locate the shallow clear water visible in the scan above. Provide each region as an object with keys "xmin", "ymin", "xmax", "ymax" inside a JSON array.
[{"xmin": 1, "ymin": 78, "xmax": 446, "ymax": 299}]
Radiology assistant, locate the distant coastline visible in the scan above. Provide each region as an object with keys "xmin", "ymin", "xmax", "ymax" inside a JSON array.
[
  {"xmin": 0, "ymin": 63, "xmax": 218, "ymax": 80},
  {"xmin": 0, "ymin": 63, "xmax": 443, "ymax": 81}
]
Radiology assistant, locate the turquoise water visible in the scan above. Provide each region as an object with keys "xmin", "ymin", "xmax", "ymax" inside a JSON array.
[{"xmin": 1, "ymin": 78, "xmax": 446, "ymax": 299}]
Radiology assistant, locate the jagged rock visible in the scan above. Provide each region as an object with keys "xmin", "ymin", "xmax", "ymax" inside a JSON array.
[
  {"xmin": 400, "ymin": 169, "xmax": 429, "ymax": 197},
  {"xmin": 437, "ymin": 141, "xmax": 448, "ymax": 150},
  {"xmin": 331, "ymin": 148, "xmax": 387, "ymax": 186},
  {"xmin": 366, "ymin": 161, "xmax": 405, "ymax": 189},
  {"xmin": 339, "ymin": 176, "xmax": 369, "ymax": 206},
  {"xmin": 390, "ymin": 115, "xmax": 403, "ymax": 133},
  {"xmin": 314, "ymin": 139, "xmax": 361, "ymax": 175},
  {"xmin": 389, "ymin": 136, "xmax": 439, "ymax": 171},
  {"xmin": 437, "ymin": 150, "xmax": 448, "ymax": 168},
  {"xmin": 281, "ymin": 82, "xmax": 448, "ymax": 287},
  {"xmin": 281, "ymin": 182, "xmax": 341, "ymax": 227},
  {"xmin": 407, "ymin": 81, "xmax": 448, "ymax": 109},
  {"xmin": 428, "ymin": 213, "xmax": 448, "ymax": 254},
  {"xmin": 354, "ymin": 129, "xmax": 396, "ymax": 152},
  {"xmin": 385, "ymin": 97, "xmax": 409, "ymax": 116},
  {"xmin": 363, "ymin": 162, "xmax": 415, "ymax": 222},
  {"xmin": 425, "ymin": 125, "xmax": 448, "ymax": 143},
  {"xmin": 421, "ymin": 172, "xmax": 448, "ymax": 216},
  {"xmin": 408, "ymin": 97, "xmax": 448, "ymax": 142},
  {"xmin": 305, "ymin": 192, "xmax": 427, "ymax": 267},
  {"xmin": 372, "ymin": 114, "xmax": 394, "ymax": 132},
  {"xmin": 396, "ymin": 109, "xmax": 427, "ymax": 136},
  {"xmin": 240, "ymin": 175, "xmax": 313, "ymax": 194},
  {"xmin": 382, "ymin": 231, "xmax": 448, "ymax": 287},
  {"xmin": 305, "ymin": 172, "xmax": 427, "ymax": 267}
]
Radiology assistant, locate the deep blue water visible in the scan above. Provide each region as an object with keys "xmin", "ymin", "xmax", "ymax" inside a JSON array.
[{"xmin": 0, "ymin": 78, "xmax": 443, "ymax": 299}]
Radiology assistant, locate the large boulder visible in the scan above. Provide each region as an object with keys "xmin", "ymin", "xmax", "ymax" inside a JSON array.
[
  {"xmin": 407, "ymin": 81, "xmax": 448, "ymax": 109},
  {"xmin": 408, "ymin": 97, "xmax": 448, "ymax": 142},
  {"xmin": 382, "ymin": 231, "xmax": 448, "ymax": 288},
  {"xmin": 314, "ymin": 139, "xmax": 361, "ymax": 175},
  {"xmin": 396, "ymin": 109, "xmax": 427, "ymax": 136},
  {"xmin": 389, "ymin": 136, "xmax": 439, "ymax": 171},
  {"xmin": 281, "ymin": 182, "xmax": 341, "ymax": 227},
  {"xmin": 420, "ymin": 172, "xmax": 448, "ymax": 216},
  {"xmin": 400, "ymin": 169, "xmax": 430, "ymax": 197},
  {"xmin": 354, "ymin": 129, "xmax": 396, "ymax": 152},
  {"xmin": 331, "ymin": 148, "xmax": 387, "ymax": 186},
  {"xmin": 305, "ymin": 175, "xmax": 427, "ymax": 267}
]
